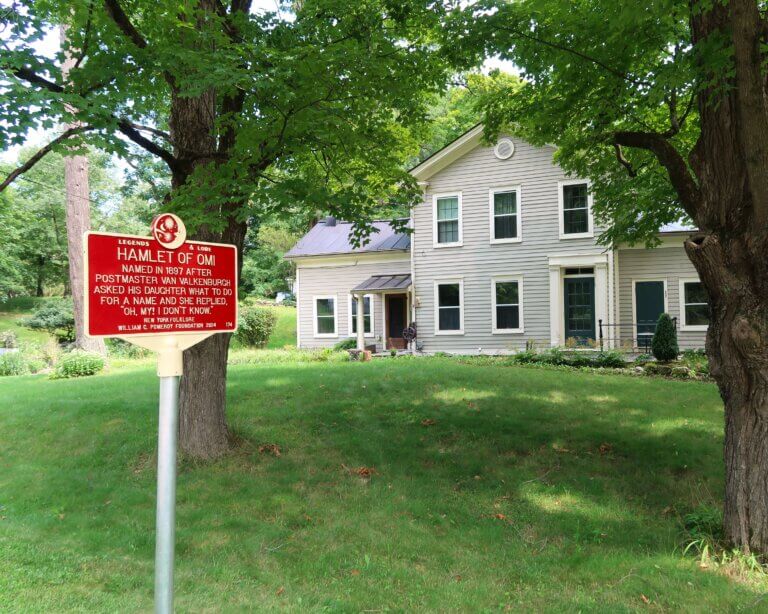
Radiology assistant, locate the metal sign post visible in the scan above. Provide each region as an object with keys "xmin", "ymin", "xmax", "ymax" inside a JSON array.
[
  {"xmin": 155, "ymin": 372, "xmax": 179, "ymax": 614},
  {"xmin": 83, "ymin": 214, "xmax": 238, "ymax": 613}
]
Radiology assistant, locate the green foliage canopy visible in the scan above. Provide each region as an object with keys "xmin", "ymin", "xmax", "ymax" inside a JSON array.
[
  {"xmin": 445, "ymin": 0, "xmax": 708, "ymax": 246},
  {"xmin": 1, "ymin": 1, "xmax": 450, "ymax": 241}
]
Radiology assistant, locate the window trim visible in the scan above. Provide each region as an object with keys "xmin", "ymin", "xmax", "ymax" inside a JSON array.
[
  {"xmin": 558, "ymin": 179, "xmax": 594, "ymax": 240},
  {"xmin": 491, "ymin": 276, "xmax": 524, "ymax": 334},
  {"xmin": 488, "ymin": 186, "xmax": 523, "ymax": 244},
  {"xmin": 432, "ymin": 192, "xmax": 463, "ymax": 248},
  {"xmin": 679, "ymin": 278, "xmax": 710, "ymax": 332},
  {"xmin": 312, "ymin": 294, "xmax": 338, "ymax": 338},
  {"xmin": 433, "ymin": 278, "xmax": 464, "ymax": 335},
  {"xmin": 347, "ymin": 293, "xmax": 375, "ymax": 337}
]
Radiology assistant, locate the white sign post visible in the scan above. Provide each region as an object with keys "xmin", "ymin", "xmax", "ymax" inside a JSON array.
[{"xmin": 84, "ymin": 214, "xmax": 238, "ymax": 613}]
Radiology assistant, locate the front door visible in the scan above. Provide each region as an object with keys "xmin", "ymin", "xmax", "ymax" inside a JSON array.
[
  {"xmin": 635, "ymin": 281, "xmax": 665, "ymax": 351},
  {"xmin": 386, "ymin": 294, "xmax": 407, "ymax": 350},
  {"xmin": 564, "ymin": 277, "xmax": 595, "ymax": 344}
]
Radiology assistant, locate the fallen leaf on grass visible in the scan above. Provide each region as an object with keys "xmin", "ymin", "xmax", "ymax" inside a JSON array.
[
  {"xmin": 454, "ymin": 574, "xmax": 462, "ymax": 582},
  {"xmin": 258, "ymin": 444, "xmax": 282, "ymax": 457},
  {"xmin": 421, "ymin": 418, "xmax": 437, "ymax": 426},
  {"xmin": 599, "ymin": 442, "xmax": 613, "ymax": 456},
  {"xmin": 350, "ymin": 569, "xmax": 360, "ymax": 576},
  {"xmin": 640, "ymin": 594, "xmax": 650, "ymax": 605},
  {"xmin": 276, "ymin": 587, "xmax": 285, "ymax": 596},
  {"xmin": 341, "ymin": 464, "xmax": 377, "ymax": 479},
  {"xmin": 494, "ymin": 513, "xmax": 507, "ymax": 521}
]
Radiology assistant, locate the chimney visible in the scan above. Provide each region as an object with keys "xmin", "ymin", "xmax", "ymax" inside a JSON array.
[{"xmin": 325, "ymin": 215, "xmax": 337, "ymax": 227}]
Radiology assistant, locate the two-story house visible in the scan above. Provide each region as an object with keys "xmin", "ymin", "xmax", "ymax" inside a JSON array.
[{"xmin": 285, "ymin": 126, "xmax": 709, "ymax": 354}]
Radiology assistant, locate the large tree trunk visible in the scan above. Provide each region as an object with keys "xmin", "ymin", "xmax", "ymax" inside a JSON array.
[
  {"xmin": 686, "ymin": 0, "xmax": 768, "ymax": 555},
  {"xmin": 178, "ymin": 333, "xmax": 233, "ymax": 459},
  {"xmin": 686, "ymin": 235, "xmax": 768, "ymax": 553},
  {"xmin": 61, "ymin": 25, "xmax": 106, "ymax": 355},
  {"xmin": 168, "ymin": 47, "xmax": 248, "ymax": 457}
]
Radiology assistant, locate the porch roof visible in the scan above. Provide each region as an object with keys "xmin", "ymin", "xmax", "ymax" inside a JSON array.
[{"xmin": 352, "ymin": 274, "xmax": 412, "ymax": 293}]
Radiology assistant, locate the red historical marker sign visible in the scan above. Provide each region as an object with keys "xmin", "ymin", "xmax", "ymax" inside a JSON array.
[{"xmin": 84, "ymin": 218, "xmax": 237, "ymax": 337}]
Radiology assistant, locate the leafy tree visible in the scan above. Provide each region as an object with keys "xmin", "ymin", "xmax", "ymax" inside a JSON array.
[
  {"xmin": 0, "ymin": 190, "xmax": 32, "ymax": 297},
  {"xmin": 240, "ymin": 220, "xmax": 297, "ymax": 298},
  {"xmin": 414, "ymin": 72, "xmax": 521, "ymax": 164},
  {"xmin": 0, "ymin": 147, "xmax": 140, "ymax": 296},
  {"xmin": 651, "ymin": 313, "xmax": 679, "ymax": 363},
  {"xmin": 1, "ymin": 1, "xmax": 448, "ymax": 458},
  {"xmin": 451, "ymin": 0, "xmax": 768, "ymax": 553}
]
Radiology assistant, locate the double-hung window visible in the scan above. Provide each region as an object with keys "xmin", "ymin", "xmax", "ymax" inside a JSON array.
[
  {"xmin": 492, "ymin": 278, "xmax": 523, "ymax": 333},
  {"xmin": 313, "ymin": 296, "xmax": 337, "ymax": 337},
  {"xmin": 490, "ymin": 187, "xmax": 521, "ymax": 243},
  {"xmin": 680, "ymin": 280, "xmax": 710, "ymax": 330},
  {"xmin": 349, "ymin": 294, "xmax": 373, "ymax": 336},
  {"xmin": 559, "ymin": 181, "xmax": 592, "ymax": 238},
  {"xmin": 434, "ymin": 194, "xmax": 462, "ymax": 246},
  {"xmin": 435, "ymin": 280, "xmax": 463, "ymax": 334}
]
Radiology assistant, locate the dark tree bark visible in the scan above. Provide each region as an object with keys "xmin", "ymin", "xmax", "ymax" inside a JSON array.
[
  {"xmin": 612, "ymin": 1, "xmax": 768, "ymax": 553},
  {"xmin": 165, "ymin": 15, "xmax": 250, "ymax": 458},
  {"xmin": 36, "ymin": 256, "xmax": 45, "ymax": 297},
  {"xmin": 684, "ymin": 0, "xmax": 768, "ymax": 555}
]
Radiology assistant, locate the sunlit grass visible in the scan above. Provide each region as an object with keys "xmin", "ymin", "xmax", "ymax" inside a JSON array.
[
  {"xmin": 0, "ymin": 312, "xmax": 51, "ymax": 344},
  {"xmin": 0, "ymin": 356, "xmax": 762, "ymax": 611}
]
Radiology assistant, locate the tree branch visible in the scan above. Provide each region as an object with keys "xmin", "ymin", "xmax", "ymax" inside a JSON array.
[
  {"xmin": 614, "ymin": 130, "xmax": 700, "ymax": 216},
  {"xmin": 103, "ymin": 0, "xmax": 147, "ymax": 49},
  {"xmin": 6, "ymin": 66, "xmax": 64, "ymax": 92},
  {"xmin": 74, "ymin": 0, "xmax": 95, "ymax": 69},
  {"xmin": 117, "ymin": 120, "xmax": 181, "ymax": 173},
  {"xmin": 613, "ymin": 143, "xmax": 637, "ymax": 177},
  {"xmin": 491, "ymin": 24, "xmax": 650, "ymax": 87},
  {"xmin": 130, "ymin": 123, "xmax": 171, "ymax": 141},
  {"xmin": 6, "ymin": 64, "xmax": 181, "ymax": 172},
  {"xmin": 0, "ymin": 126, "xmax": 94, "ymax": 192}
]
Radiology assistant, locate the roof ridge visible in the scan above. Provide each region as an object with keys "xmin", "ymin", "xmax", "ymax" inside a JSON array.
[{"xmin": 319, "ymin": 217, "xmax": 411, "ymax": 226}]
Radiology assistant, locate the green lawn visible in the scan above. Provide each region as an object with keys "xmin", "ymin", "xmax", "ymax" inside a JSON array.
[
  {"xmin": 0, "ymin": 311, "xmax": 52, "ymax": 344},
  {"xmin": 267, "ymin": 305, "xmax": 296, "ymax": 348},
  {"xmin": 0, "ymin": 357, "xmax": 762, "ymax": 611}
]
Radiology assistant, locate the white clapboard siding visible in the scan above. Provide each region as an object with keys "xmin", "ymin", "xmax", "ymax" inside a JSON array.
[
  {"xmin": 413, "ymin": 136, "xmax": 607, "ymax": 352},
  {"xmin": 617, "ymin": 246, "xmax": 707, "ymax": 350},
  {"xmin": 296, "ymin": 257, "xmax": 410, "ymax": 349}
]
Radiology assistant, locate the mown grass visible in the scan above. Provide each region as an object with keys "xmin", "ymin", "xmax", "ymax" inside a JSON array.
[
  {"xmin": 0, "ymin": 311, "xmax": 52, "ymax": 344},
  {"xmin": 266, "ymin": 305, "xmax": 296, "ymax": 348},
  {"xmin": 0, "ymin": 356, "xmax": 763, "ymax": 612}
]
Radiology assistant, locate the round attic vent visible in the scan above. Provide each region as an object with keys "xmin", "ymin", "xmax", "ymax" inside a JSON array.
[{"xmin": 493, "ymin": 138, "xmax": 515, "ymax": 160}]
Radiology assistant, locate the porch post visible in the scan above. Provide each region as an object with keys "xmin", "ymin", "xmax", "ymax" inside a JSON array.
[
  {"xmin": 594, "ymin": 263, "xmax": 609, "ymax": 347},
  {"xmin": 355, "ymin": 292, "xmax": 365, "ymax": 351},
  {"xmin": 548, "ymin": 265, "xmax": 561, "ymax": 347}
]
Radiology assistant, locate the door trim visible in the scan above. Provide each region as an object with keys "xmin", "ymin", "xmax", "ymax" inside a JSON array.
[
  {"xmin": 563, "ymin": 275, "xmax": 596, "ymax": 343},
  {"xmin": 631, "ymin": 278, "xmax": 668, "ymax": 345},
  {"xmin": 385, "ymin": 293, "xmax": 408, "ymax": 350}
]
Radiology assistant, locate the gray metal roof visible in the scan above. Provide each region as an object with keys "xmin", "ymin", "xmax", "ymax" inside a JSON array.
[
  {"xmin": 352, "ymin": 274, "xmax": 412, "ymax": 292},
  {"xmin": 659, "ymin": 222, "xmax": 696, "ymax": 233},
  {"xmin": 285, "ymin": 219, "xmax": 410, "ymax": 258}
]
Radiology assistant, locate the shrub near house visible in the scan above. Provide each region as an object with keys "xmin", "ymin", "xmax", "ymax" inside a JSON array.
[
  {"xmin": 652, "ymin": 313, "xmax": 680, "ymax": 362},
  {"xmin": 236, "ymin": 305, "xmax": 278, "ymax": 348}
]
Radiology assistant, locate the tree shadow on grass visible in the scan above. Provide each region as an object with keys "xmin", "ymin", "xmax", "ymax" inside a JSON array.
[{"xmin": 3, "ymin": 360, "xmax": 761, "ymax": 610}]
